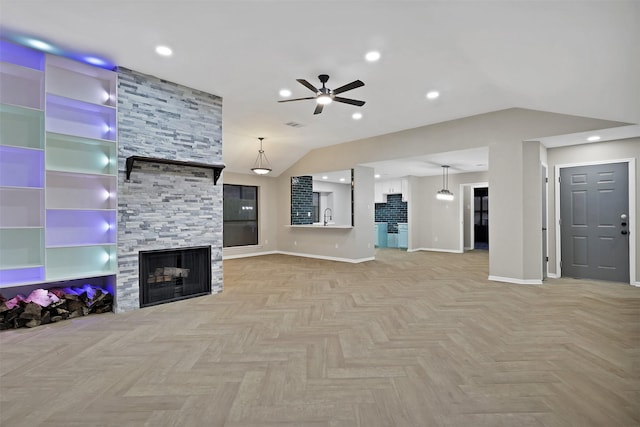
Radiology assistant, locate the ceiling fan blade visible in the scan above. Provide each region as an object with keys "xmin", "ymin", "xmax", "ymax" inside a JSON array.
[
  {"xmin": 333, "ymin": 96, "xmax": 365, "ymax": 107},
  {"xmin": 297, "ymin": 79, "xmax": 319, "ymax": 93},
  {"xmin": 332, "ymin": 80, "xmax": 364, "ymax": 95},
  {"xmin": 313, "ymin": 104, "xmax": 324, "ymax": 115},
  {"xmin": 278, "ymin": 96, "xmax": 316, "ymax": 103}
]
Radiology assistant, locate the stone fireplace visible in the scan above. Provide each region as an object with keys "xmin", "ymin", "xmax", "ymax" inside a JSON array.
[{"xmin": 115, "ymin": 67, "xmax": 223, "ymax": 312}]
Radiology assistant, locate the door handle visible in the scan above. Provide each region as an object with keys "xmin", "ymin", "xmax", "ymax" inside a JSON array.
[{"xmin": 621, "ymin": 230, "xmax": 628, "ymax": 235}]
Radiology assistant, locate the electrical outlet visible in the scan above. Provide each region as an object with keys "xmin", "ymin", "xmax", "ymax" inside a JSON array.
[
  {"xmin": 335, "ymin": 243, "xmax": 339, "ymax": 248},
  {"xmin": 264, "ymin": 240, "xmax": 268, "ymax": 245},
  {"xmin": 294, "ymin": 241, "xmax": 297, "ymax": 246}
]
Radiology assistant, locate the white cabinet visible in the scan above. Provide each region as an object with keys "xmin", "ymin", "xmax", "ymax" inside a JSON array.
[
  {"xmin": 375, "ymin": 178, "xmax": 409, "ymax": 203},
  {"xmin": 401, "ymin": 178, "xmax": 409, "ymax": 202}
]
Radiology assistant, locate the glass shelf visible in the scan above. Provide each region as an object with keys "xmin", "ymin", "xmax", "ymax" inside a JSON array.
[
  {"xmin": 0, "ymin": 145, "xmax": 44, "ymax": 188},
  {"xmin": 46, "ymin": 132, "xmax": 116, "ymax": 176},
  {"xmin": 0, "ymin": 104, "xmax": 45, "ymax": 149},
  {"xmin": 46, "ymin": 209, "xmax": 116, "ymax": 247},
  {"xmin": 46, "ymin": 94, "xmax": 116, "ymax": 141}
]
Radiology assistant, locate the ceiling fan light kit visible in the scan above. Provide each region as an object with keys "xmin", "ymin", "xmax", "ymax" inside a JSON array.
[{"xmin": 278, "ymin": 74, "xmax": 365, "ymax": 115}]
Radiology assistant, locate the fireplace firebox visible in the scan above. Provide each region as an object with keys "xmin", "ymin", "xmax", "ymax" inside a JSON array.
[{"xmin": 139, "ymin": 246, "xmax": 211, "ymax": 307}]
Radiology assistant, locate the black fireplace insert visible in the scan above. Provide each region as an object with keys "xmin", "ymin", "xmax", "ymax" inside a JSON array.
[{"xmin": 139, "ymin": 246, "xmax": 211, "ymax": 307}]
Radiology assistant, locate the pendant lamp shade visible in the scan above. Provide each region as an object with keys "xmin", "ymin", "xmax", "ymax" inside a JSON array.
[
  {"xmin": 436, "ymin": 165, "xmax": 454, "ymax": 201},
  {"xmin": 251, "ymin": 137, "xmax": 272, "ymax": 175}
]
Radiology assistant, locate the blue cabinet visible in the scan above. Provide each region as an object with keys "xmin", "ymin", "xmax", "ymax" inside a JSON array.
[
  {"xmin": 397, "ymin": 223, "xmax": 408, "ymax": 249},
  {"xmin": 375, "ymin": 222, "xmax": 388, "ymax": 247}
]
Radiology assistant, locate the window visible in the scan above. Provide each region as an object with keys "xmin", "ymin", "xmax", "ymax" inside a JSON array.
[{"xmin": 223, "ymin": 184, "xmax": 258, "ymax": 247}]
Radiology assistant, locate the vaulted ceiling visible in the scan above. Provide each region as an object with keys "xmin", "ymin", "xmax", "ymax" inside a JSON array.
[{"xmin": 1, "ymin": 1, "xmax": 638, "ymax": 176}]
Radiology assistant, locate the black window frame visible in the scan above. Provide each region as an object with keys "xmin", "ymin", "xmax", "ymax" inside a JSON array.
[{"xmin": 223, "ymin": 184, "xmax": 259, "ymax": 247}]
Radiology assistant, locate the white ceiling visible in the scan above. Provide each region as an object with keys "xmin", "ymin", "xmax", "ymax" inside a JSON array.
[{"xmin": 1, "ymin": 1, "xmax": 638, "ymax": 177}]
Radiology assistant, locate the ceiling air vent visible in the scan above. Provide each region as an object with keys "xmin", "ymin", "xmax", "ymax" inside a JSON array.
[{"xmin": 285, "ymin": 121, "xmax": 304, "ymax": 128}]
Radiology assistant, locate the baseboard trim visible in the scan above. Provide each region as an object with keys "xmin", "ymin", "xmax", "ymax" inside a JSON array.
[
  {"xmin": 488, "ymin": 275, "xmax": 543, "ymax": 285},
  {"xmin": 408, "ymin": 247, "xmax": 464, "ymax": 254},
  {"xmin": 632, "ymin": 281, "xmax": 640, "ymax": 287},
  {"xmin": 546, "ymin": 273, "xmax": 559, "ymax": 279},
  {"xmin": 276, "ymin": 251, "xmax": 375, "ymax": 264},
  {"xmin": 223, "ymin": 250, "xmax": 278, "ymax": 260}
]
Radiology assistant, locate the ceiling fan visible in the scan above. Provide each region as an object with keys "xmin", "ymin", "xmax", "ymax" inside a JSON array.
[{"xmin": 278, "ymin": 74, "xmax": 365, "ymax": 115}]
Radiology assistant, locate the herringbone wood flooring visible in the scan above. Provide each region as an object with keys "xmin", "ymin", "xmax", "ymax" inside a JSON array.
[{"xmin": 1, "ymin": 249, "xmax": 639, "ymax": 426}]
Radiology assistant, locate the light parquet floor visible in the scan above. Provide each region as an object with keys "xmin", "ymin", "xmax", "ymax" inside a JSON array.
[{"xmin": 1, "ymin": 249, "xmax": 639, "ymax": 426}]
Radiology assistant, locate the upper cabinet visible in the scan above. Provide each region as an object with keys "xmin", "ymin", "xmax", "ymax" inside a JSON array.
[{"xmin": 375, "ymin": 178, "xmax": 409, "ymax": 203}]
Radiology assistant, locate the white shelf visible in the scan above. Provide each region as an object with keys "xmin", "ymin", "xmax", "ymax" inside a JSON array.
[
  {"xmin": 0, "ymin": 61, "xmax": 45, "ymax": 109},
  {"xmin": 0, "ymin": 104, "xmax": 45, "ymax": 149},
  {"xmin": 46, "ymin": 245, "xmax": 116, "ymax": 281},
  {"xmin": 46, "ymin": 132, "xmax": 116, "ymax": 176},
  {"xmin": 46, "ymin": 209, "xmax": 116, "ymax": 247},
  {"xmin": 0, "ymin": 228, "xmax": 44, "ymax": 269},
  {"xmin": 46, "ymin": 170, "xmax": 116, "ymax": 210},
  {"xmin": 46, "ymin": 94, "xmax": 116, "ymax": 141},
  {"xmin": 46, "ymin": 55, "xmax": 116, "ymax": 107},
  {"xmin": 0, "ymin": 187, "xmax": 44, "ymax": 227}
]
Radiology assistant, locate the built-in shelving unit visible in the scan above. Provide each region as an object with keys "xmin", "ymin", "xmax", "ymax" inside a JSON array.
[{"xmin": 0, "ymin": 39, "xmax": 117, "ymax": 290}]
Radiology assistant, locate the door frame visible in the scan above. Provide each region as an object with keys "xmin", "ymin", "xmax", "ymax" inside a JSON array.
[
  {"xmin": 541, "ymin": 162, "xmax": 549, "ymax": 279},
  {"xmin": 555, "ymin": 158, "xmax": 636, "ymax": 285},
  {"xmin": 459, "ymin": 182, "xmax": 489, "ymax": 252}
]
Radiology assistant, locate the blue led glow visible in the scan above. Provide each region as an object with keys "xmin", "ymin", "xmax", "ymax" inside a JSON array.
[{"xmin": 1, "ymin": 32, "xmax": 116, "ymax": 70}]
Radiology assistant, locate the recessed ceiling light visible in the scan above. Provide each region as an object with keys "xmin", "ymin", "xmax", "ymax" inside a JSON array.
[
  {"xmin": 322, "ymin": 176, "xmax": 329, "ymax": 180},
  {"xmin": 155, "ymin": 45, "xmax": 173, "ymax": 57},
  {"xmin": 587, "ymin": 135, "xmax": 601, "ymax": 142},
  {"xmin": 279, "ymin": 89, "xmax": 291, "ymax": 97},
  {"xmin": 365, "ymin": 51, "xmax": 381, "ymax": 62},
  {"xmin": 426, "ymin": 91, "xmax": 440, "ymax": 100},
  {"xmin": 352, "ymin": 112, "xmax": 363, "ymax": 120},
  {"xmin": 374, "ymin": 174, "xmax": 381, "ymax": 179},
  {"xmin": 26, "ymin": 38, "xmax": 55, "ymax": 52},
  {"xmin": 339, "ymin": 178, "xmax": 346, "ymax": 182}
]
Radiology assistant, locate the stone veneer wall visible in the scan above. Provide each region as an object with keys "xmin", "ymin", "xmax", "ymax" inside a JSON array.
[{"xmin": 116, "ymin": 67, "xmax": 223, "ymax": 312}]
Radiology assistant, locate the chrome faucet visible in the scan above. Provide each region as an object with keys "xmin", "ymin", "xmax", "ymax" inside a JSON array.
[{"xmin": 323, "ymin": 208, "xmax": 333, "ymax": 226}]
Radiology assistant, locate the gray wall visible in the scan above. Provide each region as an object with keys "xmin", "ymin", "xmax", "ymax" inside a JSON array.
[
  {"xmin": 221, "ymin": 108, "xmax": 634, "ymax": 285},
  {"xmin": 221, "ymin": 171, "xmax": 279, "ymax": 259},
  {"xmin": 116, "ymin": 67, "xmax": 223, "ymax": 312}
]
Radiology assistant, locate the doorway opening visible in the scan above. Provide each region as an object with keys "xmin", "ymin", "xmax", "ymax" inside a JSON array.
[{"xmin": 474, "ymin": 187, "xmax": 489, "ymax": 250}]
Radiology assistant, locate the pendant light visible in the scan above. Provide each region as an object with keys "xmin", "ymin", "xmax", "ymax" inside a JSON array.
[
  {"xmin": 436, "ymin": 165, "xmax": 454, "ymax": 201},
  {"xmin": 251, "ymin": 137, "xmax": 272, "ymax": 175}
]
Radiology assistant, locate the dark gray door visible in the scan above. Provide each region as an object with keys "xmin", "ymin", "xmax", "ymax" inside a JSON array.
[{"xmin": 560, "ymin": 162, "xmax": 629, "ymax": 282}]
